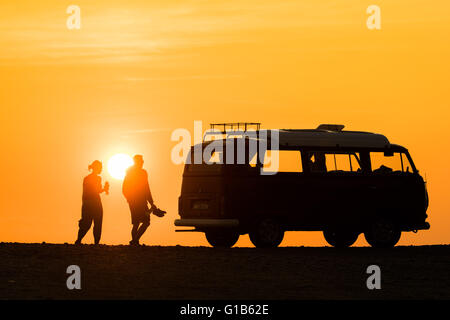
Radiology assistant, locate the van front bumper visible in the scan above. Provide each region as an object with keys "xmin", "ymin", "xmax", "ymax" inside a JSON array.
[
  {"xmin": 420, "ymin": 222, "xmax": 430, "ymax": 230},
  {"xmin": 403, "ymin": 221, "xmax": 430, "ymax": 231},
  {"xmin": 174, "ymin": 219, "xmax": 239, "ymax": 228}
]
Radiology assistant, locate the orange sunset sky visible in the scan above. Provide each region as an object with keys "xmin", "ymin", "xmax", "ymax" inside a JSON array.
[{"xmin": 0, "ymin": 0, "xmax": 449, "ymax": 246}]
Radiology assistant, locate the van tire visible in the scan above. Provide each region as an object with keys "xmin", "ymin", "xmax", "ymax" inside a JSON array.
[
  {"xmin": 249, "ymin": 219, "xmax": 284, "ymax": 248},
  {"xmin": 364, "ymin": 218, "xmax": 401, "ymax": 248},
  {"xmin": 323, "ymin": 230, "xmax": 359, "ymax": 248},
  {"xmin": 205, "ymin": 230, "xmax": 239, "ymax": 248}
]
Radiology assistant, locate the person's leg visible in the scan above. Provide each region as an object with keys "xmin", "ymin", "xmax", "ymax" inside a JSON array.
[
  {"xmin": 130, "ymin": 223, "xmax": 139, "ymax": 244},
  {"xmin": 93, "ymin": 210, "xmax": 103, "ymax": 244},
  {"xmin": 76, "ymin": 216, "xmax": 93, "ymax": 244},
  {"xmin": 135, "ymin": 220, "xmax": 150, "ymax": 242},
  {"xmin": 129, "ymin": 201, "xmax": 140, "ymax": 245}
]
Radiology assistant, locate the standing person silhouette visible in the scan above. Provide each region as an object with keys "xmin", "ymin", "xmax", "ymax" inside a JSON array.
[
  {"xmin": 75, "ymin": 160, "xmax": 109, "ymax": 245},
  {"xmin": 122, "ymin": 155, "xmax": 155, "ymax": 246}
]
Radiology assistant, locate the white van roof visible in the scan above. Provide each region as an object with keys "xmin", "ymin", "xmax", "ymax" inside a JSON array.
[
  {"xmin": 275, "ymin": 129, "xmax": 390, "ymax": 148},
  {"xmin": 205, "ymin": 124, "xmax": 391, "ymax": 149}
]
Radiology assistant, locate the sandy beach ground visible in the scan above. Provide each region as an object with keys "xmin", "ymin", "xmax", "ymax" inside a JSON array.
[{"xmin": 0, "ymin": 243, "xmax": 449, "ymax": 300}]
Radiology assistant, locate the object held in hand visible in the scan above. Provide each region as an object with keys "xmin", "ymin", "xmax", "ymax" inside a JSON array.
[
  {"xmin": 151, "ymin": 206, "xmax": 166, "ymax": 218},
  {"xmin": 104, "ymin": 181, "xmax": 110, "ymax": 195}
]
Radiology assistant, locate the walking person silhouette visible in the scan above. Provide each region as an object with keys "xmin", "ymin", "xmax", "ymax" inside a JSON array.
[
  {"xmin": 75, "ymin": 160, "xmax": 109, "ymax": 245},
  {"xmin": 122, "ymin": 155, "xmax": 164, "ymax": 245}
]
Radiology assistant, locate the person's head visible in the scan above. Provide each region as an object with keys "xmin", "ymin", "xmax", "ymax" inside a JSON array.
[
  {"xmin": 133, "ymin": 154, "xmax": 144, "ymax": 169},
  {"xmin": 315, "ymin": 152, "xmax": 325, "ymax": 163},
  {"xmin": 88, "ymin": 160, "xmax": 102, "ymax": 175}
]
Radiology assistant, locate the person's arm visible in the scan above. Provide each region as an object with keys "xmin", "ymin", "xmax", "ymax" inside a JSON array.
[
  {"xmin": 122, "ymin": 174, "xmax": 130, "ymax": 200},
  {"xmin": 91, "ymin": 176, "xmax": 109, "ymax": 194},
  {"xmin": 95, "ymin": 176, "xmax": 105, "ymax": 194},
  {"xmin": 103, "ymin": 181, "xmax": 110, "ymax": 195},
  {"xmin": 143, "ymin": 170, "xmax": 154, "ymax": 206}
]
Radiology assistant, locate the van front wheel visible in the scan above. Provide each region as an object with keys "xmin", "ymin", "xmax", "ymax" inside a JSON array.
[
  {"xmin": 323, "ymin": 230, "xmax": 359, "ymax": 248},
  {"xmin": 364, "ymin": 218, "xmax": 401, "ymax": 248},
  {"xmin": 205, "ymin": 230, "xmax": 240, "ymax": 248},
  {"xmin": 249, "ymin": 219, "xmax": 284, "ymax": 248}
]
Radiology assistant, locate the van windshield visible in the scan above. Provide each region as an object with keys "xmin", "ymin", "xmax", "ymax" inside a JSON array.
[{"xmin": 371, "ymin": 151, "xmax": 414, "ymax": 173}]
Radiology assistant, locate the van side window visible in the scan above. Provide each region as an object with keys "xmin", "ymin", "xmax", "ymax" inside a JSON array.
[
  {"xmin": 325, "ymin": 153, "xmax": 361, "ymax": 172},
  {"xmin": 371, "ymin": 152, "xmax": 409, "ymax": 173},
  {"xmin": 307, "ymin": 152, "xmax": 361, "ymax": 173},
  {"xmin": 262, "ymin": 150, "xmax": 303, "ymax": 173}
]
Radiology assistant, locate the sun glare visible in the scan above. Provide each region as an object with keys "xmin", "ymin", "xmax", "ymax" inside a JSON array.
[{"xmin": 107, "ymin": 154, "xmax": 133, "ymax": 180}]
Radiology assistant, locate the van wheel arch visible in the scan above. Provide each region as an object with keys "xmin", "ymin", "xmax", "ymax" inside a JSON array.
[
  {"xmin": 364, "ymin": 216, "xmax": 401, "ymax": 248},
  {"xmin": 249, "ymin": 218, "xmax": 284, "ymax": 248},
  {"xmin": 204, "ymin": 229, "xmax": 240, "ymax": 248},
  {"xmin": 323, "ymin": 230, "xmax": 359, "ymax": 248}
]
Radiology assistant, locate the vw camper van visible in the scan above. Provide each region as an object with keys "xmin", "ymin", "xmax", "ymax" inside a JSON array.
[{"xmin": 174, "ymin": 123, "xmax": 430, "ymax": 248}]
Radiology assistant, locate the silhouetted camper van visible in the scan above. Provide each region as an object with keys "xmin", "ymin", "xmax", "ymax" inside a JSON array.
[{"xmin": 175, "ymin": 123, "xmax": 430, "ymax": 248}]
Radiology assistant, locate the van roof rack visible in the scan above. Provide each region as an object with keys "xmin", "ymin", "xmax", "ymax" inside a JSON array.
[
  {"xmin": 210, "ymin": 122, "xmax": 261, "ymax": 133},
  {"xmin": 203, "ymin": 122, "xmax": 261, "ymax": 141}
]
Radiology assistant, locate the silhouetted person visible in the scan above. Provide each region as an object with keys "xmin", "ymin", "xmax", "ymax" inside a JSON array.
[
  {"xmin": 75, "ymin": 160, "xmax": 109, "ymax": 245},
  {"xmin": 122, "ymin": 155, "xmax": 155, "ymax": 245},
  {"xmin": 310, "ymin": 152, "xmax": 327, "ymax": 172}
]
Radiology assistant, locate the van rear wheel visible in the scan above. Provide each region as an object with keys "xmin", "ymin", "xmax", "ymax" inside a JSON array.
[
  {"xmin": 249, "ymin": 219, "xmax": 284, "ymax": 248},
  {"xmin": 323, "ymin": 230, "xmax": 359, "ymax": 248},
  {"xmin": 364, "ymin": 218, "xmax": 401, "ymax": 248},
  {"xmin": 205, "ymin": 230, "xmax": 239, "ymax": 248}
]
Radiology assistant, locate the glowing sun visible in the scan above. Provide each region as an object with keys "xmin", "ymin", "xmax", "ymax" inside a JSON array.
[{"xmin": 107, "ymin": 154, "xmax": 133, "ymax": 180}]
